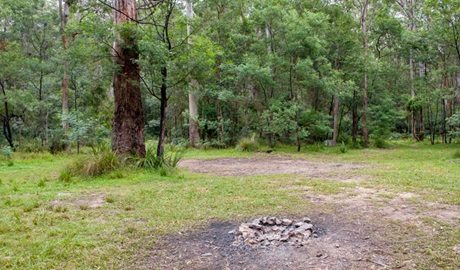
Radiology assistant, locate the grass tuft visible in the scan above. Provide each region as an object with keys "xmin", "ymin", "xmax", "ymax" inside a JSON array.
[
  {"xmin": 235, "ymin": 135, "xmax": 259, "ymax": 152},
  {"xmin": 60, "ymin": 150, "xmax": 120, "ymax": 179}
]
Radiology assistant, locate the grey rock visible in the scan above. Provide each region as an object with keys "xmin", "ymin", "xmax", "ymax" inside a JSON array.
[
  {"xmin": 281, "ymin": 219, "xmax": 293, "ymax": 226},
  {"xmin": 294, "ymin": 222, "xmax": 304, "ymax": 227}
]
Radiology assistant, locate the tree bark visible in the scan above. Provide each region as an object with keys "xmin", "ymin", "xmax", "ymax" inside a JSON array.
[
  {"xmin": 188, "ymin": 80, "xmax": 200, "ymax": 147},
  {"xmin": 352, "ymin": 90, "xmax": 359, "ymax": 144},
  {"xmin": 186, "ymin": 0, "xmax": 200, "ymax": 148},
  {"xmin": 157, "ymin": 67, "xmax": 168, "ymax": 158},
  {"xmin": 59, "ymin": 0, "xmax": 71, "ymax": 152},
  {"xmin": 0, "ymin": 80, "xmax": 13, "ymax": 148},
  {"xmin": 112, "ymin": 0, "xmax": 146, "ymax": 157},
  {"xmin": 332, "ymin": 94, "xmax": 339, "ymax": 146},
  {"xmin": 361, "ymin": 0, "xmax": 369, "ymax": 147}
]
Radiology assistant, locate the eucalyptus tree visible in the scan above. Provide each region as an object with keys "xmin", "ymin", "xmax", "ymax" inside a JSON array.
[{"xmin": 111, "ymin": 0, "xmax": 146, "ymax": 157}]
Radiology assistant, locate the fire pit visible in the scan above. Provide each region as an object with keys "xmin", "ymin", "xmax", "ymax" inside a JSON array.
[{"xmin": 232, "ymin": 216, "xmax": 316, "ymax": 247}]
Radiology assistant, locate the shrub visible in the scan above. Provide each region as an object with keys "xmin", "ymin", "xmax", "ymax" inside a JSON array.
[
  {"xmin": 236, "ymin": 135, "xmax": 259, "ymax": 152},
  {"xmin": 1, "ymin": 146, "xmax": 13, "ymax": 159},
  {"xmin": 126, "ymin": 142, "xmax": 186, "ymax": 173},
  {"xmin": 339, "ymin": 142, "xmax": 348, "ymax": 154},
  {"xmin": 374, "ymin": 138, "xmax": 391, "ymax": 149},
  {"xmin": 307, "ymin": 143, "xmax": 324, "ymax": 152},
  {"xmin": 452, "ymin": 150, "xmax": 460, "ymax": 159}
]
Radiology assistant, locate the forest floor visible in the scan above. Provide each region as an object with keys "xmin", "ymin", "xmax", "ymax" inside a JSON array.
[{"xmin": 147, "ymin": 154, "xmax": 460, "ymax": 270}]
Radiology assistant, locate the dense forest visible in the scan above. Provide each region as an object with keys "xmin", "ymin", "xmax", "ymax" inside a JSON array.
[{"xmin": 1, "ymin": 0, "xmax": 459, "ymax": 156}]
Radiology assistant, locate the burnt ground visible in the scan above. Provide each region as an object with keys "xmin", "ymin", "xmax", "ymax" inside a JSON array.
[
  {"xmin": 136, "ymin": 156, "xmax": 460, "ymax": 270},
  {"xmin": 148, "ymin": 213, "xmax": 393, "ymax": 270}
]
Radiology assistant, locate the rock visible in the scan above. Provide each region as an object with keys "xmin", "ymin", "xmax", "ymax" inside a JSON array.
[
  {"xmin": 282, "ymin": 219, "xmax": 293, "ymax": 226},
  {"xmin": 316, "ymin": 251, "xmax": 323, "ymax": 257},
  {"xmin": 296, "ymin": 223, "xmax": 313, "ymax": 232},
  {"xmin": 280, "ymin": 235, "xmax": 290, "ymax": 242},
  {"xmin": 335, "ymin": 244, "xmax": 340, "ymax": 248},
  {"xmin": 249, "ymin": 223, "xmax": 263, "ymax": 229},
  {"xmin": 453, "ymin": 244, "xmax": 460, "ymax": 253},
  {"xmin": 294, "ymin": 222, "xmax": 304, "ymax": 227},
  {"xmin": 233, "ymin": 216, "xmax": 314, "ymax": 247}
]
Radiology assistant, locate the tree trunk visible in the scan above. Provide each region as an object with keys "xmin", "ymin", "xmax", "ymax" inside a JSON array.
[
  {"xmin": 157, "ymin": 67, "xmax": 168, "ymax": 158},
  {"xmin": 186, "ymin": 0, "xmax": 200, "ymax": 148},
  {"xmin": 0, "ymin": 80, "xmax": 13, "ymax": 148},
  {"xmin": 112, "ymin": 0, "xmax": 146, "ymax": 157},
  {"xmin": 332, "ymin": 94, "xmax": 339, "ymax": 146},
  {"xmin": 361, "ymin": 0, "xmax": 369, "ymax": 147},
  {"xmin": 188, "ymin": 80, "xmax": 200, "ymax": 147},
  {"xmin": 59, "ymin": 0, "xmax": 71, "ymax": 152},
  {"xmin": 352, "ymin": 90, "xmax": 359, "ymax": 144}
]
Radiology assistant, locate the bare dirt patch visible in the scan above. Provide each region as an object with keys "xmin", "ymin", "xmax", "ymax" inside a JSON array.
[
  {"xmin": 50, "ymin": 192, "xmax": 106, "ymax": 209},
  {"xmin": 140, "ymin": 157, "xmax": 460, "ymax": 269},
  {"xmin": 178, "ymin": 156, "xmax": 371, "ymax": 181}
]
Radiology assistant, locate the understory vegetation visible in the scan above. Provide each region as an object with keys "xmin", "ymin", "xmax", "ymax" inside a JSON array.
[{"xmin": 0, "ymin": 141, "xmax": 459, "ymax": 269}]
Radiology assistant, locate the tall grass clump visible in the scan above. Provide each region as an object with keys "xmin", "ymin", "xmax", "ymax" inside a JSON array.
[
  {"xmin": 374, "ymin": 137, "xmax": 392, "ymax": 149},
  {"xmin": 59, "ymin": 150, "xmax": 120, "ymax": 180},
  {"xmin": 126, "ymin": 142, "xmax": 186, "ymax": 174},
  {"xmin": 235, "ymin": 135, "xmax": 259, "ymax": 152}
]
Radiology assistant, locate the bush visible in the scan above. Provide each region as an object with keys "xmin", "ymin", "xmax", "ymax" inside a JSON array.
[
  {"xmin": 306, "ymin": 143, "xmax": 324, "ymax": 152},
  {"xmin": 339, "ymin": 142, "xmax": 348, "ymax": 154},
  {"xmin": 374, "ymin": 138, "xmax": 391, "ymax": 149},
  {"xmin": 452, "ymin": 150, "xmax": 460, "ymax": 159},
  {"xmin": 126, "ymin": 142, "xmax": 186, "ymax": 173},
  {"xmin": 235, "ymin": 136, "xmax": 259, "ymax": 152}
]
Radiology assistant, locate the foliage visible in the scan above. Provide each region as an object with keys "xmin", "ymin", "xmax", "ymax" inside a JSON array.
[
  {"xmin": 339, "ymin": 142, "xmax": 348, "ymax": 154},
  {"xmin": 236, "ymin": 134, "xmax": 259, "ymax": 152},
  {"xmin": 446, "ymin": 114, "xmax": 460, "ymax": 140},
  {"xmin": 373, "ymin": 138, "xmax": 392, "ymax": 149},
  {"xmin": 126, "ymin": 142, "xmax": 186, "ymax": 174},
  {"xmin": 1, "ymin": 146, "xmax": 13, "ymax": 159},
  {"xmin": 452, "ymin": 150, "xmax": 460, "ymax": 159}
]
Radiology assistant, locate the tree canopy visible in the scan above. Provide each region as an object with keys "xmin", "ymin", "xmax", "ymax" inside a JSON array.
[{"xmin": 1, "ymin": 0, "xmax": 459, "ymax": 154}]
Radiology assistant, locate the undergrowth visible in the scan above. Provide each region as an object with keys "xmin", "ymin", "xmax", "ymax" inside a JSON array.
[{"xmin": 236, "ymin": 135, "xmax": 259, "ymax": 152}]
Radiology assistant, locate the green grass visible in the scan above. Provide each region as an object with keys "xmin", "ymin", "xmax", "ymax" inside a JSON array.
[{"xmin": 0, "ymin": 141, "xmax": 459, "ymax": 269}]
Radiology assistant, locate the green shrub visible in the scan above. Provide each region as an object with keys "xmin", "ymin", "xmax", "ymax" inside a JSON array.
[
  {"xmin": 307, "ymin": 143, "xmax": 324, "ymax": 152},
  {"xmin": 1, "ymin": 146, "xmax": 13, "ymax": 159},
  {"xmin": 16, "ymin": 140, "xmax": 46, "ymax": 153},
  {"xmin": 339, "ymin": 142, "xmax": 348, "ymax": 154},
  {"xmin": 374, "ymin": 138, "xmax": 391, "ymax": 149},
  {"xmin": 126, "ymin": 142, "xmax": 186, "ymax": 174},
  {"xmin": 452, "ymin": 150, "xmax": 460, "ymax": 159},
  {"xmin": 236, "ymin": 136, "xmax": 259, "ymax": 152}
]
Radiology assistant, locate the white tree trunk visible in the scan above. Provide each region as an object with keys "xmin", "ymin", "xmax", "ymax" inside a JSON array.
[{"xmin": 186, "ymin": 0, "xmax": 200, "ymax": 147}]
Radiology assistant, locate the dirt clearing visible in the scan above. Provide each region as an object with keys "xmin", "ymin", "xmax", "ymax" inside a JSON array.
[
  {"xmin": 139, "ymin": 157, "xmax": 460, "ymax": 270},
  {"xmin": 178, "ymin": 156, "xmax": 371, "ymax": 181}
]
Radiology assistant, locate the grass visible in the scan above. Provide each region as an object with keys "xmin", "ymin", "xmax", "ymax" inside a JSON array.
[{"xmin": 0, "ymin": 141, "xmax": 459, "ymax": 269}]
